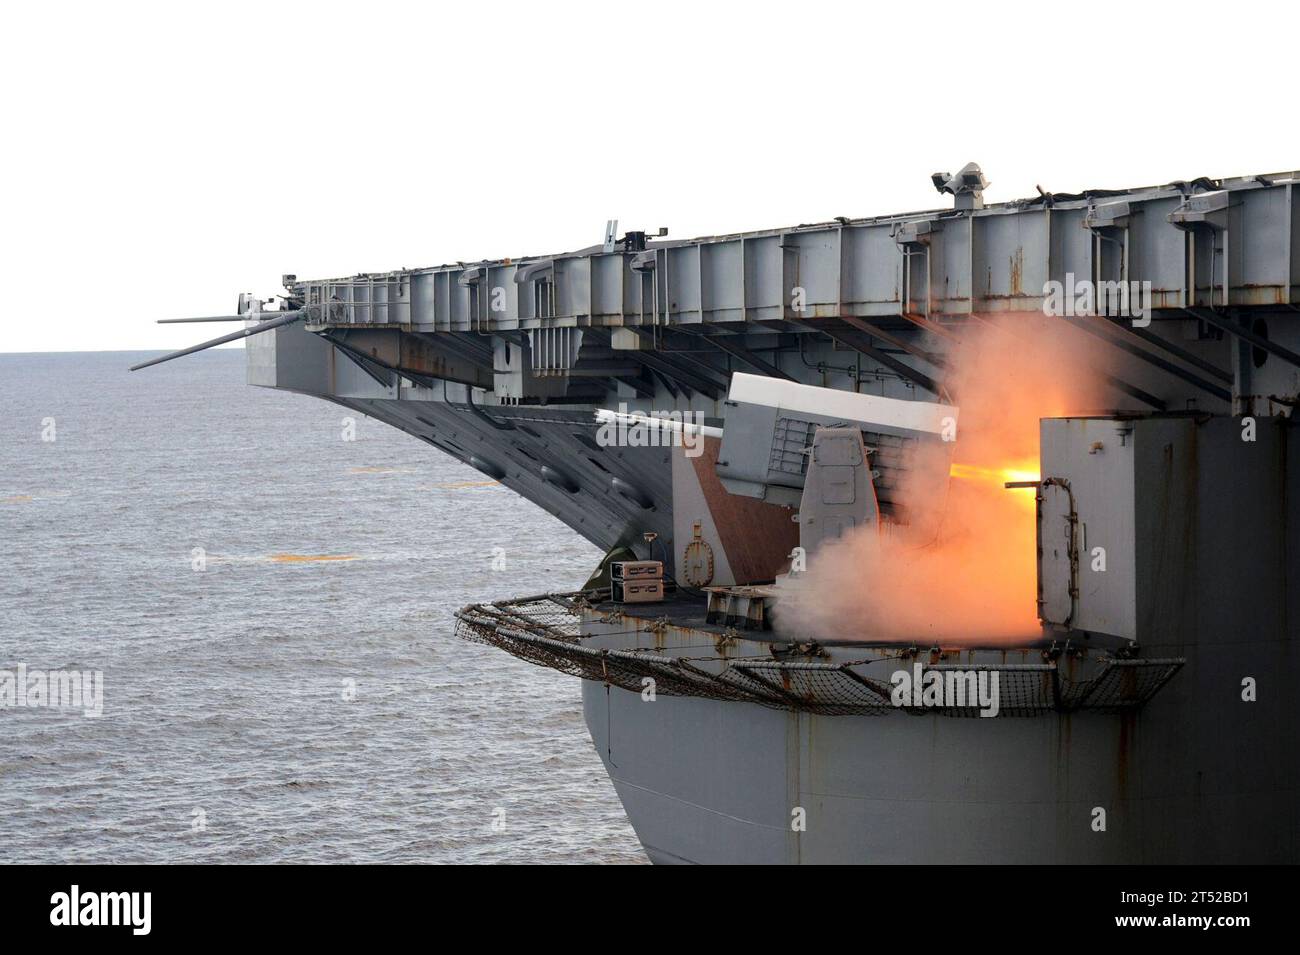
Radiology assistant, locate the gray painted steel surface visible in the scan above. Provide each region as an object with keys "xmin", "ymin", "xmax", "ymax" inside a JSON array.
[{"xmin": 290, "ymin": 172, "xmax": 1300, "ymax": 330}]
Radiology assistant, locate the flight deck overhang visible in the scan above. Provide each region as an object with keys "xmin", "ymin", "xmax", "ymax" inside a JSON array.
[{"xmin": 290, "ymin": 171, "xmax": 1300, "ymax": 333}]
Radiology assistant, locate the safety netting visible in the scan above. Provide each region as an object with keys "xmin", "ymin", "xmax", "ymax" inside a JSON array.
[{"xmin": 455, "ymin": 593, "xmax": 1183, "ymax": 717}]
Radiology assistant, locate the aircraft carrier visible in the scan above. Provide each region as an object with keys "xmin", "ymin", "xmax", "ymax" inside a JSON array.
[{"xmin": 140, "ymin": 164, "xmax": 1300, "ymax": 864}]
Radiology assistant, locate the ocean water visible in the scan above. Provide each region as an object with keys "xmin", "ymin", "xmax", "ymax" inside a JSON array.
[{"xmin": 0, "ymin": 349, "xmax": 645, "ymax": 863}]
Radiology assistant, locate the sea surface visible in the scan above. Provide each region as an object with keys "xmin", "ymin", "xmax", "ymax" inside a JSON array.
[{"xmin": 0, "ymin": 349, "xmax": 645, "ymax": 863}]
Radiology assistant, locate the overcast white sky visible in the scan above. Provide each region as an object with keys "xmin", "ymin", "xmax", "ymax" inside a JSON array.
[{"xmin": 2, "ymin": 0, "xmax": 1293, "ymax": 353}]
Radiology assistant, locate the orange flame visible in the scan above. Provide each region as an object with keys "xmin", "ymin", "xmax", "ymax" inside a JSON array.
[{"xmin": 948, "ymin": 461, "xmax": 1041, "ymax": 486}]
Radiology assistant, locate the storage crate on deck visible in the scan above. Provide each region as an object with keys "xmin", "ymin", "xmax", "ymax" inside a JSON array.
[
  {"xmin": 615, "ymin": 580, "xmax": 664, "ymax": 603},
  {"xmin": 612, "ymin": 560, "xmax": 663, "ymax": 581},
  {"xmin": 612, "ymin": 560, "xmax": 664, "ymax": 603}
]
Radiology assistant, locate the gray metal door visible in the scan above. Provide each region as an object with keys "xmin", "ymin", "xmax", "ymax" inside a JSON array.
[{"xmin": 1037, "ymin": 479, "xmax": 1077, "ymax": 627}]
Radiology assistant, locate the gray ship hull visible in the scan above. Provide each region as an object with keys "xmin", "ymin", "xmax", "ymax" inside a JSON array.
[{"xmin": 581, "ymin": 675, "xmax": 1296, "ymax": 865}]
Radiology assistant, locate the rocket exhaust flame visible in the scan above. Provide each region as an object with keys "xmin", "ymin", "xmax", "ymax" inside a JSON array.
[
  {"xmin": 773, "ymin": 315, "xmax": 1110, "ymax": 645},
  {"xmin": 948, "ymin": 462, "xmax": 1041, "ymax": 485},
  {"xmin": 949, "ymin": 462, "xmax": 1040, "ymax": 509}
]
